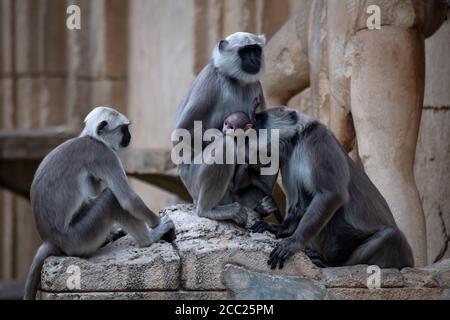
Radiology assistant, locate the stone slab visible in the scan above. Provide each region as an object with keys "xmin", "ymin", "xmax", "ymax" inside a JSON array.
[
  {"xmin": 38, "ymin": 290, "xmax": 229, "ymax": 300},
  {"xmin": 41, "ymin": 236, "xmax": 180, "ymax": 292},
  {"xmin": 162, "ymin": 205, "xmax": 320, "ymax": 290},
  {"xmin": 223, "ymin": 264, "xmax": 327, "ymax": 300}
]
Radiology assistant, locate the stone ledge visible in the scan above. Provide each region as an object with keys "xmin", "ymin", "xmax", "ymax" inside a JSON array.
[
  {"xmin": 38, "ymin": 290, "xmax": 229, "ymax": 300},
  {"xmin": 41, "ymin": 238, "xmax": 180, "ymax": 291},
  {"xmin": 39, "ymin": 204, "xmax": 450, "ymax": 300},
  {"xmin": 327, "ymin": 288, "xmax": 450, "ymax": 300}
]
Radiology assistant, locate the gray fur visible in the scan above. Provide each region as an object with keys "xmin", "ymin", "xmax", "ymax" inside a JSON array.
[
  {"xmin": 251, "ymin": 107, "xmax": 414, "ymax": 270},
  {"xmin": 174, "ymin": 33, "xmax": 277, "ymax": 226},
  {"xmin": 24, "ymin": 107, "xmax": 175, "ymax": 300}
]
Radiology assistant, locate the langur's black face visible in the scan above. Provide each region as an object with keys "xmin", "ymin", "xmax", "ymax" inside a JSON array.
[
  {"xmin": 120, "ymin": 125, "xmax": 131, "ymax": 147},
  {"xmin": 238, "ymin": 44, "xmax": 262, "ymax": 75},
  {"xmin": 94, "ymin": 117, "xmax": 131, "ymax": 151}
]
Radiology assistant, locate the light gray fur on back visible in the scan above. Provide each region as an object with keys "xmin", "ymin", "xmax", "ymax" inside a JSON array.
[{"xmin": 31, "ymin": 136, "xmax": 120, "ymax": 239}]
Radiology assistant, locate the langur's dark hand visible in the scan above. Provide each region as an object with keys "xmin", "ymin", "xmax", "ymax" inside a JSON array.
[{"xmin": 268, "ymin": 238, "xmax": 299, "ymax": 269}]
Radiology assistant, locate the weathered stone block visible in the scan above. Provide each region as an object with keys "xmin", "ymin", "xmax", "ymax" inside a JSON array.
[
  {"xmin": 320, "ymin": 265, "xmax": 404, "ymax": 288},
  {"xmin": 424, "ymin": 259, "xmax": 450, "ymax": 288},
  {"xmin": 38, "ymin": 290, "xmax": 229, "ymax": 300},
  {"xmin": 424, "ymin": 20, "xmax": 450, "ymax": 107},
  {"xmin": 401, "ymin": 268, "xmax": 439, "ymax": 288},
  {"xmin": 163, "ymin": 205, "xmax": 320, "ymax": 290},
  {"xmin": 41, "ymin": 236, "xmax": 180, "ymax": 292},
  {"xmin": 327, "ymin": 288, "xmax": 445, "ymax": 300},
  {"xmin": 415, "ymin": 109, "xmax": 450, "ymax": 263},
  {"xmin": 223, "ymin": 264, "xmax": 328, "ymax": 300}
]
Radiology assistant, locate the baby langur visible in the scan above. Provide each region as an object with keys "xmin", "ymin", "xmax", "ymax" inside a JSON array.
[
  {"xmin": 222, "ymin": 109, "xmax": 283, "ymax": 223},
  {"xmin": 24, "ymin": 106, "xmax": 176, "ymax": 300},
  {"xmin": 222, "ymin": 111, "xmax": 254, "ymax": 135}
]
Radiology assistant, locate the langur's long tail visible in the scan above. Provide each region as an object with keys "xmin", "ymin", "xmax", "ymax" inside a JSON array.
[{"xmin": 24, "ymin": 242, "xmax": 60, "ymax": 300}]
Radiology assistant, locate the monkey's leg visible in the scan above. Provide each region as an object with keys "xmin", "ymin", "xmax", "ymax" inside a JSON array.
[
  {"xmin": 103, "ymin": 188, "xmax": 175, "ymax": 246},
  {"xmin": 275, "ymin": 206, "xmax": 303, "ymax": 238},
  {"xmin": 304, "ymin": 247, "xmax": 329, "ymax": 268},
  {"xmin": 60, "ymin": 190, "xmax": 118, "ymax": 256},
  {"xmin": 251, "ymin": 196, "xmax": 283, "ymax": 233},
  {"xmin": 101, "ymin": 224, "xmax": 127, "ymax": 247},
  {"xmin": 253, "ymin": 194, "xmax": 283, "ymax": 223},
  {"xmin": 250, "ymin": 221, "xmax": 279, "ymax": 234},
  {"xmin": 63, "ymin": 189, "xmax": 173, "ymax": 255},
  {"xmin": 230, "ymin": 164, "xmax": 248, "ymax": 194},
  {"xmin": 115, "ymin": 212, "xmax": 175, "ymax": 248},
  {"xmin": 344, "ymin": 227, "xmax": 414, "ymax": 269},
  {"xmin": 195, "ymin": 163, "xmax": 248, "ymax": 227},
  {"xmin": 197, "ymin": 201, "xmax": 248, "ymax": 227},
  {"xmin": 251, "ymin": 204, "xmax": 301, "ymax": 235}
]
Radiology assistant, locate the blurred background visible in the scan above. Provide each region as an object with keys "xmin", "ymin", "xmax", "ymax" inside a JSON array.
[{"xmin": 0, "ymin": 0, "xmax": 449, "ymax": 299}]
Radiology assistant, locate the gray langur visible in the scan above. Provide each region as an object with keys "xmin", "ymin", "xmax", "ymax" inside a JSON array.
[
  {"xmin": 24, "ymin": 106, "xmax": 176, "ymax": 300},
  {"xmin": 222, "ymin": 104, "xmax": 283, "ymax": 223},
  {"xmin": 250, "ymin": 107, "xmax": 414, "ymax": 269},
  {"xmin": 174, "ymin": 32, "xmax": 278, "ymax": 226}
]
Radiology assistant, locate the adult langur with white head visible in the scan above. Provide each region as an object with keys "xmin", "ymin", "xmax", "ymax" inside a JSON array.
[
  {"xmin": 174, "ymin": 32, "xmax": 280, "ymax": 226},
  {"xmin": 24, "ymin": 106, "xmax": 176, "ymax": 300}
]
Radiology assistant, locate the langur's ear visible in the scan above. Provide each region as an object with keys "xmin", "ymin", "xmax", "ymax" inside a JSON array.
[
  {"xmin": 257, "ymin": 34, "xmax": 266, "ymax": 47},
  {"xmin": 96, "ymin": 120, "xmax": 108, "ymax": 135},
  {"xmin": 219, "ymin": 39, "xmax": 229, "ymax": 51}
]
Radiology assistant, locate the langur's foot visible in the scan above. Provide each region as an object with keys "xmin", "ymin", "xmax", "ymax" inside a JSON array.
[
  {"xmin": 200, "ymin": 203, "xmax": 248, "ymax": 227},
  {"xmin": 276, "ymin": 223, "xmax": 298, "ymax": 239},
  {"xmin": 228, "ymin": 203, "xmax": 248, "ymax": 227},
  {"xmin": 146, "ymin": 215, "xmax": 176, "ymax": 246},
  {"xmin": 255, "ymin": 196, "xmax": 278, "ymax": 218},
  {"xmin": 101, "ymin": 225, "xmax": 127, "ymax": 247},
  {"xmin": 250, "ymin": 221, "xmax": 279, "ymax": 234}
]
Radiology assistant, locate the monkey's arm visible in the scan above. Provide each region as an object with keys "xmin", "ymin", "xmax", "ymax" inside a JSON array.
[
  {"xmin": 174, "ymin": 65, "xmax": 218, "ymax": 130},
  {"xmin": 291, "ymin": 191, "xmax": 345, "ymax": 247},
  {"xmin": 268, "ymin": 191, "xmax": 346, "ymax": 269},
  {"xmin": 175, "ymin": 99, "xmax": 211, "ymax": 130},
  {"xmin": 269, "ymin": 127, "xmax": 350, "ymax": 268},
  {"xmin": 91, "ymin": 151, "xmax": 161, "ymax": 228},
  {"xmin": 231, "ymin": 164, "xmax": 249, "ymax": 193},
  {"xmin": 250, "ymin": 172, "xmax": 272, "ymax": 196}
]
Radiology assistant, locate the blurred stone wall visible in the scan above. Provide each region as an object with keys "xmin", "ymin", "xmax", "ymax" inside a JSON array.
[{"xmin": 415, "ymin": 19, "xmax": 450, "ymax": 263}]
